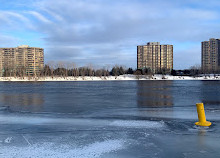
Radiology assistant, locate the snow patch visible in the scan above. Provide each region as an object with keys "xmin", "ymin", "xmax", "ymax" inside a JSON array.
[
  {"xmin": 0, "ymin": 139, "xmax": 125, "ymax": 158},
  {"xmin": 0, "ymin": 106, "xmax": 9, "ymax": 111},
  {"xmin": 110, "ymin": 120, "xmax": 164, "ymax": 128},
  {"xmin": 1, "ymin": 74, "xmax": 220, "ymax": 81},
  {"xmin": 4, "ymin": 137, "xmax": 12, "ymax": 143}
]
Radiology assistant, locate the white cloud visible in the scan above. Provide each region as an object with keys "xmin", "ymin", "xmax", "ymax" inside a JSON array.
[
  {"xmin": 41, "ymin": 9, "xmax": 64, "ymax": 21},
  {"xmin": 0, "ymin": 11, "xmax": 29, "ymax": 26},
  {"xmin": 28, "ymin": 11, "xmax": 52, "ymax": 23}
]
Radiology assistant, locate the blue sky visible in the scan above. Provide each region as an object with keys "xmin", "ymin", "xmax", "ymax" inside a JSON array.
[{"xmin": 1, "ymin": 0, "xmax": 220, "ymax": 69}]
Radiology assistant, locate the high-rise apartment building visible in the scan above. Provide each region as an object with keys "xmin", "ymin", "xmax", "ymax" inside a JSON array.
[
  {"xmin": 137, "ymin": 42, "xmax": 173, "ymax": 73},
  {"xmin": 0, "ymin": 45, "xmax": 44, "ymax": 76},
  {"xmin": 202, "ymin": 38, "xmax": 220, "ymax": 73}
]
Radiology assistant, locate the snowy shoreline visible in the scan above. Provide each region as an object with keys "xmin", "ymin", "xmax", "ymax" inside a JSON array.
[{"xmin": 0, "ymin": 74, "xmax": 220, "ymax": 81}]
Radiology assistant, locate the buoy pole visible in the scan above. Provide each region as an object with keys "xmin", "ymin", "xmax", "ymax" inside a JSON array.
[{"xmin": 195, "ymin": 103, "xmax": 211, "ymax": 127}]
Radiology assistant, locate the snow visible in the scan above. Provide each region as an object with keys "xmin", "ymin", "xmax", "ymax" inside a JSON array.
[
  {"xmin": 0, "ymin": 114, "xmax": 166, "ymax": 158},
  {"xmin": 110, "ymin": 120, "xmax": 164, "ymax": 128},
  {"xmin": 0, "ymin": 74, "xmax": 220, "ymax": 81},
  {"xmin": 0, "ymin": 139, "xmax": 125, "ymax": 158}
]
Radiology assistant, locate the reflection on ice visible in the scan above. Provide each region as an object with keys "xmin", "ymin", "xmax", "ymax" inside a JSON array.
[
  {"xmin": 0, "ymin": 139, "xmax": 125, "ymax": 158},
  {"xmin": 137, "ymin": 81, "xmax": 173, "ymax": 107},
  {"xmin": 0, "ymin": 93, "xmax": 44, "ymax": 112},
  {"xmin": 0, "ymin": 93, "xmax": 44, "ymax": 106}
]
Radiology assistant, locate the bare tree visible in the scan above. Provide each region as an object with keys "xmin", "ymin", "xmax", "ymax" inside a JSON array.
[
  {"xmin": 134, "ymin": 70, "xmax": 142, "ymax": 80},
  {"xmin": 190, "ymin": 64, "xmax": 201, "ymax": 77},
  {"xmin": 95, "ymin": 69, "xmax": 102, "ymax": 78},
  {"xmin": 47, "ymin": 61, "xmax": 55, "ymax": 78}
]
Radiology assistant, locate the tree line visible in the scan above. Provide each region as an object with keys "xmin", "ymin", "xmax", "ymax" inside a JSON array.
[
  {"xmin": 171, "ymin": 65, "xmax": 220, "ymax": 77},
  {"xmin": 2, "ymin": 63, "xmax": 219, "ymax": 77},
  {"xmin": 2, "ymin": 64, "xmax": 135, "ymax": 77}
]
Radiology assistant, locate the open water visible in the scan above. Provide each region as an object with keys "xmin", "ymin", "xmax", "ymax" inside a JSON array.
[{"xmin": 0, "ymin": 81, "xmax": 220, "ymax": 158}]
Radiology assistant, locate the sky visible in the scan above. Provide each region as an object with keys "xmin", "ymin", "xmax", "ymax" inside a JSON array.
[{"xmin": 1, "ymin": 0, "xmax": 220, "ymax": 69}]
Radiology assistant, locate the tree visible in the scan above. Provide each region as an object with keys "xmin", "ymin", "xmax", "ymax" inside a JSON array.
[
  {"xmin": 190, "ymin": 64, "xmax": 201, "ymax": 77},
  {"xmin": 134, "ymin": 69, "xmax": 142, "ymax": 79},
  {"xmin": 119, "ymin": 66, "xmax": 125, "ymax": 75},
  {"xmin": 42, "ymin": 65, "xmax": 52, "ymax": 76},
  {"xmin": 79, "ymin": 67, "xmax": 86, "ymax": 77},
  {"xmin": 126, "ymin": 68, "xmax": 134, "ymax": 74},
  {"xmin": 171, "ymin": 69, "xmax": 177, "ymax": 76},
  {"xmin": 111, "ymin": 66, "xmax": 119, "ymax": 76},
  {"xmin": 95, "ymin": 69, "xmax": 102, "ymax": 77}
]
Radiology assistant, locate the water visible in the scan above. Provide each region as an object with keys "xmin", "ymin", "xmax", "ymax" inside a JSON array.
[{"xmin": 0, "ymin": 81, "xmax": 220, "ymax": 158}]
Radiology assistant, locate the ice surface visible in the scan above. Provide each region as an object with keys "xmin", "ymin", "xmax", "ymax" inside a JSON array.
[
  {"xmin": 0, "ymin": 115, "xmax": 165, "ymax": 129},
  {"xmin": 1, "ymin": 81, "xmax": 220, "ymax": 157}
]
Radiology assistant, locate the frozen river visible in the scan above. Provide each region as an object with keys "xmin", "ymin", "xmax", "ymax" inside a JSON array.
[{"xmin": 0, "ymin": 81, "xmax": 220, "ymax": 158}]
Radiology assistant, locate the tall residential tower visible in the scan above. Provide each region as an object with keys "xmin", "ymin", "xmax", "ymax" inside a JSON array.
[
  {"xmin": 137, "ymin": 42, "xmax": 173, "ymax": 73},
  {"xmin": 0, "ymin": 45, "xmax": 44, "ymax": 76},
  {"xmin": 202, "ymin": 38, "xmax": 220, "ymax": 73}
]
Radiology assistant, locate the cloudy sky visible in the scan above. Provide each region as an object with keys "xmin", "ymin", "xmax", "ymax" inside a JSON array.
[{"xmin": 1, "ymin": 0, "xmax": 220, "ymax": 69}]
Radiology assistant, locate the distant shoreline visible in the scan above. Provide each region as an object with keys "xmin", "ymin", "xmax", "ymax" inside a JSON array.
[{"xmin": 0, "ymin": 75, "xmax": 220, "ymax": 81}]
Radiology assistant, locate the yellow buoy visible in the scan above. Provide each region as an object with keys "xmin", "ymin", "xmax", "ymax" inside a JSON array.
[{"xmin": 195, "ymin": 103, "xmax": 211, "ymax": 127}]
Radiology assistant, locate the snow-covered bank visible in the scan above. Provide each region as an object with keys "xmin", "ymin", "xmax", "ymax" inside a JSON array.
[{"xmin": 0, "ymin": 74, "xmax": 220, "ymax": 81}]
